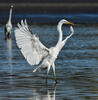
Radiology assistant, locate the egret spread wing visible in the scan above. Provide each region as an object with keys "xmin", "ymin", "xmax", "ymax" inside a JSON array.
[{"xmin": 15, "ymin": 20, "xmax": 49, "ymax": 66}]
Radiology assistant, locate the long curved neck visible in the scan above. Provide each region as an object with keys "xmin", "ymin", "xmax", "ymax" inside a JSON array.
[
  {"xmin": 56, "ymin": 22, "xmax": 63, "ymax": 46},
  {"xmin": 62, "ymin": 26, "xmax": 74, "ymax": 44},
  {"xmin": 8, "ymin": 7, "xmax": 12, "ymax": 23}
]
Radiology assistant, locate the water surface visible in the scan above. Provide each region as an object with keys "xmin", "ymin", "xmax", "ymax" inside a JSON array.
[
  {"xmin": 0, "ymin": 24, "xmax": 98, "ymax": 100},
  {"xmin": 1, "ymin": 13, "xmax": 98, "ymax": 24}
]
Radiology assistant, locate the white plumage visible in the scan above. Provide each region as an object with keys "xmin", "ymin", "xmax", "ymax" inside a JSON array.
[
  {"xmin": 15, "ymin": 20, "xmax": 49, "ymax": 65},
  {"xmin": 15, "ymin": 19, "xmax": 74, "ymax": 83},
  {"xmin": 5, "ymin": 5, "xmax": 13, "ymax": 39}
]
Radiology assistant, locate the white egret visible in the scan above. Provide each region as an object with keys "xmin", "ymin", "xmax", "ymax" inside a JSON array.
[
  {"xmin": 5, "ymin": 5, "xmax": 13, "ymax": 39},
  {"xmin": 15, "ymin": 19, "xmax": 75, "ymax": 83}
]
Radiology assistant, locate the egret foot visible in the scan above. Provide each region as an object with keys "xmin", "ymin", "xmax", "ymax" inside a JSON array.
[{"xmin": 55, "ymin": 79, "xmax": 58, "ymax": 83}]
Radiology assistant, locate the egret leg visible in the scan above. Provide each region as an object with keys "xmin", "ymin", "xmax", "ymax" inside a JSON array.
[
  {"xmin": 7, "ymin": 32, "xmax": 11, "ymax": 38},
  {"xmin": 52, "ymin": 63, "xmax": 57, "ymax": 83},
  {"xmin": 5, "ymin": 32, "xmax": 8, "ymax": 40},
  {"xmin": 46, "ymin": 66, "xmax": 50, "ymax": 83}
]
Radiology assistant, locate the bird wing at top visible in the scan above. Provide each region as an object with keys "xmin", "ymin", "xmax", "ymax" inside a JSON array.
[{"xmin": 15, "ymin": 20, "xmax": 49, "ymax": 66}]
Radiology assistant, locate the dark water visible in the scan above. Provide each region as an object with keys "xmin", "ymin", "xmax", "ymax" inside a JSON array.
[
  {"xmin": 0, "ymin": 23, "xmax": 98, "ymax": 100},
  {"xmin": 1, "ymin": 13, "xmax": 98, "ymax": 24}
]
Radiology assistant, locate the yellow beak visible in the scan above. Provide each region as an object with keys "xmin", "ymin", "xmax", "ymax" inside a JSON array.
[{"xmin": 67, "ymin": 21, "xmax": 75, "ymax": 25}]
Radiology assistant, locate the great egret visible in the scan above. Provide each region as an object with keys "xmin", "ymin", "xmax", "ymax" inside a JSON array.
[
  {"xmin": 15, "ymin": 19, "xmax": 74, "ymax": 83},
  {"xmin": 5, "ymin": 5, "xmax": 13, "ymax": 39}
]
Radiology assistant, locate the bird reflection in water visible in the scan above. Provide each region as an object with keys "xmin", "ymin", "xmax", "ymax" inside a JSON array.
[
  {"xmin": 29, "ymin": 84, "xmax": 56, "ymax": 100},
  {"xmin": 6, "ymin": 38, "xmax": 13, "ymax": 82}
]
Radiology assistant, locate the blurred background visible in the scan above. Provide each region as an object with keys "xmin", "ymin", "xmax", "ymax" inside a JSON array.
[{"xmin": 0, "ymin": 0, "xmax": 98, "ymax": 24}]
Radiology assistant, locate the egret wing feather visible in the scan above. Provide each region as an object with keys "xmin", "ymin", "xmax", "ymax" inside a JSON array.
[{"xmin": 15, "ymin": 20, "xmax": 49, "ymax": 66}]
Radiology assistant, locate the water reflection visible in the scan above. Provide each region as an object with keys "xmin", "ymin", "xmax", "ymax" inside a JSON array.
[
  {"xmin": 6, "ymin": 38, "xmax": 12, "ymax": 74},
  {"xmin": 0, "ymin": 25, "xmax": 98, "ymax": 100},
  {"xmin": 29, "ymin": 85, "xmax": 56, "ymax": 100},
  {"xmin": 6, "ymin": 38, "xmax": 13, "ymax": 85}
]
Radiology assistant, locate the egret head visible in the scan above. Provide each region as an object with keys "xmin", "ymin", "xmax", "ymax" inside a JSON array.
[
  {"xmin": 11, "ymin": 5, "xmax": 13, "ymax": 8},
  {"xmin": 59, "ymin": 19, "xmax": 75, "ymax": 26}
]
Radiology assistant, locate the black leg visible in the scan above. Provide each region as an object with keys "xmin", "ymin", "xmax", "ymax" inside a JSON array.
[
  {"xmin": 45, "ymin": 74, "xmax": 48, "ymax": 84},
  {"xmin": 54, "ymin": 76, "xmax": 58, "ymax": 83},
  {"xmin": 52, "ymin": 63, "xmax": 58, "ymax": 83},
  {"xmin": 45, "ymin": 66, "xmax": 50, "ymax": 84}
]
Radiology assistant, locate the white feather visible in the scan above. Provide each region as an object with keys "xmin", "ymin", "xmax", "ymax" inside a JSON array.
[{"xmin": 15, "ymin": 20, "xmax": 49, "ymax": 66}]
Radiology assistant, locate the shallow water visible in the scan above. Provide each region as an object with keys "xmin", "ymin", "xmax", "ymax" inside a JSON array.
[{"xmin": 0, "ymin": 24, "xmax": 98, "ymax": 100}]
